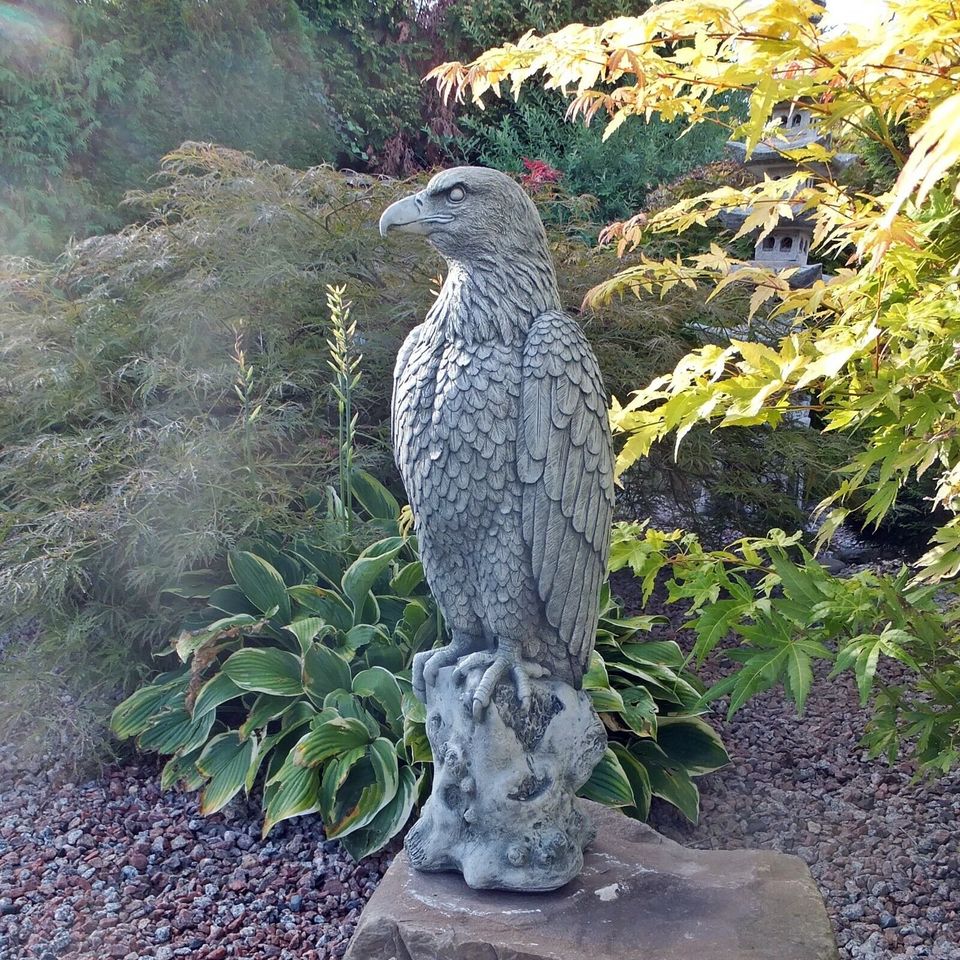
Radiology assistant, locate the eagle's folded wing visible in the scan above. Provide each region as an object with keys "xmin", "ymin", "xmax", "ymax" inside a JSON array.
[{"xmin": 517, "ymin": 311, "xmax": 615, "ymax": 681}]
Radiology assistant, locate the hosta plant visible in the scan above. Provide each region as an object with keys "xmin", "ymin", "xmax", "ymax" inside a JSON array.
[
  {"xmin": 111, "ymin": 472, "xmax": 438, "ymax": 861},
  {"xmin": 582, "ymin": 587, "xmax": 730, "ymax": 823},
  {"xmin": 114, "ymin": 476, "xmax": 728, "ymax": 857}
]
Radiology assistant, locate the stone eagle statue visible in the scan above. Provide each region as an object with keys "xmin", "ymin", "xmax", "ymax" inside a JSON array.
[{"xmin": 380, "ymin": 166, "xmax": 615, "ymax": 721}]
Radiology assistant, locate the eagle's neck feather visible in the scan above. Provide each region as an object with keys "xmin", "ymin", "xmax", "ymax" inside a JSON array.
[{"xmin": 425, "ymin": 252, "xmax": 561, "ymax": 345}]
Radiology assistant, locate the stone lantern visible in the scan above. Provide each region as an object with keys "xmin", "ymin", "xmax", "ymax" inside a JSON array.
[{"xmin": 720, "ymin": 100, "xmax": 855, "ymax": 287}]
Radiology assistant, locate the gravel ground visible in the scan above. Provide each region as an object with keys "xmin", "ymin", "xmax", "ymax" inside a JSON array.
[{"xmin": 0, "ymin": 764, "xmax": 392, "ymax": 960}]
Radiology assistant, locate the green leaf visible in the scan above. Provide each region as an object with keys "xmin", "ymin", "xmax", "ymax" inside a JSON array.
[
  {"xmin": 390, "ymin": 561, "xmax": 424, "ymax": 597},
  {"xmin": 689, "ymin": 600, "xmax": 739, "ymax": 661},
  {"xmin": 290, "ymin": 539, "xmax": 344, "ymax": 588},
  {"xmin": 323, "ymin": 691, "xmax": 382, "ymax": 739},
  {"xmin": 619, "ymin": 641, "xmax": 685, "ymax": 669},
  {"xmin": 301, "ymin": 643, "xmax": 352, "ymax": 703},
  {"xmin": 343, "ymin": 623, "xmax": 390, "ymax": 656},
  {"xmin": 631, "ymin": 740, "xmax": 700, "ymax": 823},
  {"xmin": 321, "ymin": 738, "xmax": 400, "ymax": 839},
  {"xmin": 228, "ymin": 551, "xmax": 291, "ymax": 622},
  {"xmin": 579, "ymin": 747, "xmax": 635, "ymax": 807},
  {"xmin": 610, "ymin": 743, "xmax": 652, "ymax": 820},
  {"xmin": 784, "ymin": 643, "xmax": 814, "ymax": 713},
  {"xmin": 174, "ymin": 613, "xmax": 261, "ymax": 662},
  {"xmin": 160, "ymin": 748, "xmax": 205, "ymax": 791},
  {"xmin": 197, "ymin": 732, "xmax": 257, "ymax": 814},
  {"xmin": 292, "ymin": 716, "xmax": 372, "ymax": 767},
  {"xmin": 112, "ymin": 681, "xmax": 184, "ymax": 739},
  {"xmin": 656, "ymin": 717, "xmax": 730, "ymax": 775},
  {"xmin": 619, "ymin": 686, "xmax": 658, "ymax": 736},
  {"xmin": 223, "ymin": 648, "xmax": 303, "ymax": 697},
  {"xmin": 240, "ymin": 694, "xmax": 296, "ymax": 739},
  {"xmin": 349, "ymin": 468, "xmax": 400, "ymax": 521},
  {"xmin": 352, "ymin": 666, "xmax": 403, "ymax": 731},
  {"xmin": 583, "ymin": 651, "xmax": 610, "ymax": 689},
  {"xmin": 138, "ymin": 706, "xmax": 215, "ymax": 756},
  {"xmin": 288, "ymin": 586, "xmax": 354, "ymax": 632},
  {"xmin": 590, "ymin": 687, "xmax": 626, "ymax": 713},
  {"xmin": 285, "ymin": 617, "xmax": 334, "ymax": 654},
  {"xmin": 208, "ymin": 585, "xmax": 260, "ymax": 617},
  {"xmin": 769, "ymin": 548, "xmax": 827, "ymax": 607},
  {"xmin": 191, "ymin": 673, "xmax": 246, "ymax": 718},
  {"xmin": 341, "ymin": 538, "xmax": 405, "ymax": 619},
  {"xmin": 263, "ymin": 761, "xmax": 321, "ymax": 835},
  {"xmin": 339, "ymin": 765, "xmax": 418, "ymax": 861}
]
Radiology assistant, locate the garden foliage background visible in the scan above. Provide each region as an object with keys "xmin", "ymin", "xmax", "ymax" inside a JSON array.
[{"xmin": 0, "ymin": 0, "xmax": 756, "ymax": 770}]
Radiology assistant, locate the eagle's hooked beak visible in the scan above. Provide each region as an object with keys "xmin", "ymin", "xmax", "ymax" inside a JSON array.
[{"xmin": 379, "ymin": 192, "xmax": 428, "ymax": 238}]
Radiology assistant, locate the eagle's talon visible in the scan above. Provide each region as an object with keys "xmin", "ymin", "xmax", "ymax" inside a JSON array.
[
  {"xmin": 415, "ymin": 633, "xmax": 483, "ymax": 701},
  {"xmin": 461, "ymin": 638, "xmax": 547, "ymax": 720}
]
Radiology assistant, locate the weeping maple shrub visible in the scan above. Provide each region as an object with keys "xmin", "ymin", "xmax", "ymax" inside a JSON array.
[{"xmin": 432, "ymin": 0, "xmax": 960, "ymax": 773}]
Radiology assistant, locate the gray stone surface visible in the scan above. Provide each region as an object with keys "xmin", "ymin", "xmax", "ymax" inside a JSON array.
[
  {"xmin": 406, "ymin": 665, "xmax": 605, "ymax": 891},
  {"xmin": 345, "ymin": 802, "xmax": 840, "ymax": 960},
  {"xmin": 380, "ymin": 166, "xmax": 615, "ymax": 892}
]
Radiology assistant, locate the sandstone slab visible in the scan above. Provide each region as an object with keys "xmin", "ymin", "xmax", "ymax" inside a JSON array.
[{"xmin": 345, "ymin": 802, "xmax": 839, "ymax": 960}]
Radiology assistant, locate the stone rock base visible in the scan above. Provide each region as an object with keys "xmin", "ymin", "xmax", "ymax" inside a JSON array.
[
  {"xmin": 345, "ymin": 802, "xmax": 839, "ymax": 960},
  {"xmin": 406, "ymin": 664, "xmax": 606, "ymax": 892}
]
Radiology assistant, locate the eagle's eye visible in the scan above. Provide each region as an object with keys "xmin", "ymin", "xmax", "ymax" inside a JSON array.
[{"xmin": 448, "ymin": 185, "xmax": 466, "ymax": 203}]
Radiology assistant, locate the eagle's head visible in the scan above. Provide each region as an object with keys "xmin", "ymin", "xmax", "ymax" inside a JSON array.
[{"xmin": 379, "ymin": 166, "xmax": 549, "ymax": 265}]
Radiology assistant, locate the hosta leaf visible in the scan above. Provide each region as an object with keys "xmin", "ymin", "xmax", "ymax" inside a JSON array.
[
  {"xmin": 285, "ymin": 617, "xmax": 334, "ymax": 654},
  {"xmin": 160, "ymin": 748, "xmax": 205, "ymax": 792},
  {"xmin": 263, "ymin": 761, "xmax": 321, "ymax": 835},
  {"xmin": 223, "ymin": 648, "xmax": 303, "ymax": 697},
  {"xmin": 240, "ymin": 693, "xmax": 296, "ymax": 739},
  {"xmin": 367, "ymin": 737, "xmax": 400, "ymax": 806},
  {"xmin": 619, "ymin": 641, "xmax": 685, "ymax": 669},
  {"xmin": 390, "ymin": 561, "xmax": 424, "ymax": 597},
  {"xmin": 352, "ymin": 667, "xmax": 403, "ymax": 731},
  {"xmin": 292, "ymin": 716, "xmax": 372, "ymax": 767},
  {"xmin": 362, "ymin": 642, "xmax": 405, "ymax": 673},
  {"xmin": 583, "ymin": 651, "xmax": 610, "ymax": 689},
  {"xmin": 349, "ymin": 468, "xmax": 400, "ymax": 521},
  {"xmin": 620, "ymin": 686, "xmax": 658, "ymax": 737},
  {"xmin": 208, "ymin": 585, "xmax": 260, "ymax": 617},
  {"xmin": 590, "ymin": 687, "xmax": 626, "ymax": 713},
  {"xmin": 191, "ymin": 673, "xmax": 246, "ymax": 718},
  {"xmin": 403, "ymin": 715, "xmax": 432, "ymax": 764},
  {"xmin": 112, "ymin": 681, "xmax": 184, "ymax": 739},
  {"xmin": 323, "ymin": 691, "xmax": 381, "ymax": 739},
  {"xmin": 400, "ymin": 686, "xmax": 427, "ymax": 725},
  {"xmin": 228, "ymin": 551, "xmax": 291, "ymax": 622},
  {"xmin": 302, "ymin": 643, "xmax": 352, "ymax": 703},
  {"xmin": 631, "ymin": 740, "xmax": 700, "ymax": 823},
  {"xmin": 343, "ymin": 624, "xmax": 390, "ymax": 657},
  {"xmin": 579, "ymin": 747, "xmax": 635, "ymax": 807},
  {"xmin": 245, "ymin": 710, "xmax": 319, "ymax": 792},
  {"xmin": 656, "ymin": 717, "xmax": 730, "ymax": 775},
  {"xmin": 610, "ymin": 743, "xmax": 652, "ymax": 820},
  {"xmin": 288, "ymin": 586, "xmax": 354, "ymax": 632},
  {"xmin": 137, "ymin": 706, "xmax": 215, "ymax": 756},
  {"xmin": 175, "ymin": 613, "xmax": 261, "ymax": 662},
  {"xmin": 197, "ymin": 732, "xmax": 257, "ymax": 814},
  {"xmin": 320, "ymin": 740, "xmax": 398, "ymax": 839},
  {"xmin": 339, "ymin": 765, "xmax": 418, "ymax": 861},
  {"xmin": 290, "ymin": 540, "xmax": 343, "ymax": 588},
  {"xmin": 341, "ymin": 538, "xmax": 405, "ymax": 618}
]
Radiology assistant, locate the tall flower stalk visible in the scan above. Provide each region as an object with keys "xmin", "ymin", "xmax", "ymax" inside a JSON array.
[{"xmin": 326, "ymin": 284, "xmax": 360, "ymax": 531}]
